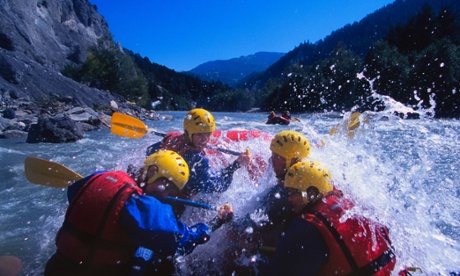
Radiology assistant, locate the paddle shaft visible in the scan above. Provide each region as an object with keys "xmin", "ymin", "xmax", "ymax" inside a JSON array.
[
  {"xmin": 166, "ymin": 196, "xmax": 218, "ymax": 211},
  {"xmin": 25, "ymin": 157, "xmax": 219, "ymax": 211}
]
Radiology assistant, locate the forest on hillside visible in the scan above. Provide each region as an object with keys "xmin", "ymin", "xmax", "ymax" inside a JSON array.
[
  {"xmin": 259, "ymin": 5, "xmax": 460, "ymax": 118},
  {"xmin": 63, "ymin": 3, "xmax": 460, "ymax": 118}
]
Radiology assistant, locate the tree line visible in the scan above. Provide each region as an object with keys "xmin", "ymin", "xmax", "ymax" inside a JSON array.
[
  {"xmin": 259, "ymin": 5, "xmax": 460, "ymax": 118},
  {"xmin": 62, "ymin": 4, "xmax": 460, "ymax": 118}
]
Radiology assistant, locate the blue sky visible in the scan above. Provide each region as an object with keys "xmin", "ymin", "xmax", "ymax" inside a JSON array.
[{"xmin": 89, "ymin": 0, "xmax": 395, "ymax": 72}]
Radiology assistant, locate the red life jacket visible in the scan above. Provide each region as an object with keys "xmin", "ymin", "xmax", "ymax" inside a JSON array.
[
  {"xmin": 303, "ymin": 195, "xmax": 396, "ymax": 275},
  {"xmin": 158, "ymin": 132, "xmax": 205, "ymax": 156},
  {"xmin": 55, "ymin": 171, "xmax": 142, "ymax": 266}
]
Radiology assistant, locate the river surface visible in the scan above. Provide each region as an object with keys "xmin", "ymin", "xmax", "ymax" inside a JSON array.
[{"xmin": 0, "ymin": 110, "xmax": 459, "ymax": 275}]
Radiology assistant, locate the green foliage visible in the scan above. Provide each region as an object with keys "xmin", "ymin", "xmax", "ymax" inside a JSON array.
[
  {"xmin": 363, "ymin": 6, "xmax": 460, "ymax": 117},
  {"xmin": 127, "ymin": 50, "xmax": 233, "ymax": 110},
  {"xmin": 258, "ymin": 3, "xmax": 460, "ymax": 117},
  {"xmin": 60, "ymin": 0, "xmax": 459, "ymax": 117},
  {"xmin": 261, "ymin": 47, "xmax": 364, "ymax": 113},
  {"xmin": 61, "ymin": 47, "xmax": 150, "ymax": 107},
  {"xmin": 208, "ymin": 89, "xmax": 256, "ymax": 111}
]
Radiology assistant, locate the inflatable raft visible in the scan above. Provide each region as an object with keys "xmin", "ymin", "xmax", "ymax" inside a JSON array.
[{"xmin": 208, "ymin": 130, "xmax": 271, "ymax": 182}]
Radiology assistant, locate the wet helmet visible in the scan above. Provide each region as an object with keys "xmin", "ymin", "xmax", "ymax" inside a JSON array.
[
  {"xmin": 183, "ymin": 108, "xmax": 216, "ymax": 141},
  {"xmin": 270, "ymin": 130, "xmax": 310, "ymax": 169},
  {"xmin": 284, "ymin": 161, "xmax": 333, "ymax": 203},
  {"xmin": 144, "ymin": 150, "xmax": 189, "ymax": 190}
]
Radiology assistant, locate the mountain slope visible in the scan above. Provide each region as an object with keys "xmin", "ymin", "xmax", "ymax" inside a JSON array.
[
  {"xmin": 242, "ymin": 0, "xmax": 460, "ymax": 90},
  {"xmin": 0, "ymin": 0, "xmax": 123, "ymax": 108},
  {"xmin": 188, "ymin": 51, "xmax": 284, "ymax": 87}
]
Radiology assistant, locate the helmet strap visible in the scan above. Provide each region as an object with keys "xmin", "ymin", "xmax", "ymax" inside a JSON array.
[
  {"xmin": 302, "ymin": 186, "xmax": 320, "ymax": 204},
  {"xmin": 286, "ymin": 157, "xmax": 301, "ymax": 170},
  {"xmin": 184, "ymin": 130, "xmax": 192, "ymax": 142}
]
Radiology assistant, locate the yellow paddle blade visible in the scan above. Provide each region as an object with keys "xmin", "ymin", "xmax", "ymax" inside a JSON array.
[
  {"xmin": 111, "ymin": 112, "xmax": 149, "ymax": 139},
  {"xmin": 329, "ymin": 125, "xmax": 340, "ymax": 135},
  {"xmin": 347, "ymin": 112, "xmax": 361, "ymax": 131},
  {"xmin": 24, "ymin": 156, "xmax": 83, "ymax": 188},
  {"xmin": 329, "ymin": 112, "xmax": 362, "ymax": 137},
  {"xmin": 245, "ymin": 148, "xmax": 251, "ymax": 157}
]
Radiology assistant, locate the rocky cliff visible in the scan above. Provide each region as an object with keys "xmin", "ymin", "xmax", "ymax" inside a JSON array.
[
  {"xmin": 0, "ymin": 0, "xmax": 125, "ymax": 107},
  {"xmin": 0, "ymin": 0, "xmax": 154, "ymax": 142}
]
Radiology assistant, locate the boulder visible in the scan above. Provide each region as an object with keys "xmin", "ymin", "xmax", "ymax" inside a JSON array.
[
  {"xmin": 26, "ymin": 114, "xmax": 84, "ymax": 143},
  {"xmin": 2, "ymin": 108, "xmax": 16, "ymax": 119},
  {"xmin": 0, "ymin": 130, "xmax": 28, "ymax": 139}
]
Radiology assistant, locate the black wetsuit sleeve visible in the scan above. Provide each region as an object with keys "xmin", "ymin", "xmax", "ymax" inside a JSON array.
[
  {"xmin": 256, "ymin": 185, "xmax": 296, "ymax": 230},
  {"xmin": 264, "ymin": 218, "xmax": 329, "ymax": 276},
  {"xmin": 216, "ymin": 160, "xmax": 241, "ymax": 190}
]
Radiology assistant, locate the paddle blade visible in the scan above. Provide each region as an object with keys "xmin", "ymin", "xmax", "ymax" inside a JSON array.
[
  {"xmin": 24, "ymin": 156, "xmax": 83, "ymax": 188},
  {"xmin": 347, "ymin": 112, "xmax": 361, "ymax": 131},
  {"xmin": 111, "ymin": 112, "xmax": 149, "ymax": 139}
]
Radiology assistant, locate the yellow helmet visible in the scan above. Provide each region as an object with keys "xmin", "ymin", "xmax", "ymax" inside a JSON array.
[
  {"xmin": 183, "ymin": 108, "xmax": 216, "ymax": 141},
  {"xmin": 144, "ymin": 150, "xmax": 189, "ymax": 190},
  {"xmin": 284, "ymin": 161, "xmax": 333, "ymax": 203},
  {"xmin": 270, "ymin": 131, "xmax": 310, "ymax": 169}
]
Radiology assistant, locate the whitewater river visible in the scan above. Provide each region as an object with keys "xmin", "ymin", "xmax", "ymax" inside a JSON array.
[{"xmin": 0, "ymin": 110, "xmax": 459, "ymax": 275}]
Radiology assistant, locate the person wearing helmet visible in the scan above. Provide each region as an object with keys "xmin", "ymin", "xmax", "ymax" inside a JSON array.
[
  {"xmin": 217, "ymin": 131, "xmax": 311, "ymax": 274},
  {"xmin": 265, "ymin": 111, "xmax": 291, "ymax": 125},
  {"xmin": 265, "ymin": 161, "xmax": 396, "ymax": 275},
  {"xmin": 281, "ymin": 110, "xmax": 291, "ymax": 120},
  {"xmin": 145, "ymin": 108, "xmax": 251, "ymax": 215},
  {"xmin": 44, "ymin": 150, "xmax": 234, "ymax": 276}
]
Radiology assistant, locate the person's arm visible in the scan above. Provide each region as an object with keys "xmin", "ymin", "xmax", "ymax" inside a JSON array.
[
  {"xmin": 120, "ymin": 193, "xmax": 210, "ymax": 256},
  {"xmin": 259, "ymin": 185, "xmax": 296, "ymax": 230},
  {"xmin": 265, "ymin": 218, "xmax": 329, "ymax": 276},
  {"xmin": 123, "ymin": 194, "xmax": 214, "ymax": 275},
  {"xmin": 183, "ymin": 150, "xmax": 238, "ymax": 194}
]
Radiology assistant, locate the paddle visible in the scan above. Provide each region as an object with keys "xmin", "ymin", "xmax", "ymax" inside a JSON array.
[
  {"xmin": 313, "ymin": 112, "xmax": 363, "ymax": 147},
  {"xmin": 111, "ymin": 112, "xmax": 241, "ymax": 156},
  {"xmin": 24, "ymin": 156, "xmax": 218, "ymax": 210},
  {"xmin": 329, "ymin": 112, "xmax": 362, "ymax": 137},
  {"xmin": 24, "ymin": 156, "xmax": 83, "ymax": 188}
]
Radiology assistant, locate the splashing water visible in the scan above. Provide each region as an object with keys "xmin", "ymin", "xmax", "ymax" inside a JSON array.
[{"xmin": 0, "ymin": 108, "xmax": 459, "ymax": 275}]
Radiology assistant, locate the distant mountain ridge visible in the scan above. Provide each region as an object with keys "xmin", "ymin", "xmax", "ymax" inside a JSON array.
[{"xmin": 187, "ymin": 51, "xmax": 284, "ymax": 87}]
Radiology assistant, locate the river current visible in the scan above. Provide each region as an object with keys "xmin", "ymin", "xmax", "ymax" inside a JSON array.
[{"xmin": 0, "ymin": 110, "xmax": 459, "ymax": 275}]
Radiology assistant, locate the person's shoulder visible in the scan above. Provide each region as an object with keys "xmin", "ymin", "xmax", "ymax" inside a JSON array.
[{"xmin": 184, "ymin": 148, "xmax": 207, "ymax": 160}]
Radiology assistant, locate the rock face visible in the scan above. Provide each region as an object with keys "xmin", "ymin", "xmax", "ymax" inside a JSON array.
[
  {"xmin": 1, "ymin": 0, "xmax": 111, "ymax": 70},
  {"xmin": 0, "ymin": 0, "xmax": 158, "ymax": 142},
  {"xmin": 0, "ymin": 0, "xmax": 122, "ymax": 108}
]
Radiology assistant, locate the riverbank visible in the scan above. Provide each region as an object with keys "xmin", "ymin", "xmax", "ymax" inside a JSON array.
[{"xmin": 0, "ymin": 94, "xmax": 165, "ymax": 142}]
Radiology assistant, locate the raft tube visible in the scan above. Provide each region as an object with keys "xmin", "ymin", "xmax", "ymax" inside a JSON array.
[
  {"xmin": 211, "ymin": 130, "xmax": 271, "ymax": 142},
  {"xmin": 209, "ymin": 130, "xmax": 271, "ymax": 182}
]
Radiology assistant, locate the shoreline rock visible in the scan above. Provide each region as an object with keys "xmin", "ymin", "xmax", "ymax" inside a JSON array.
[{"xmin": 0, "ymin": 96, "xmax": 167, "ymax": 143}]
